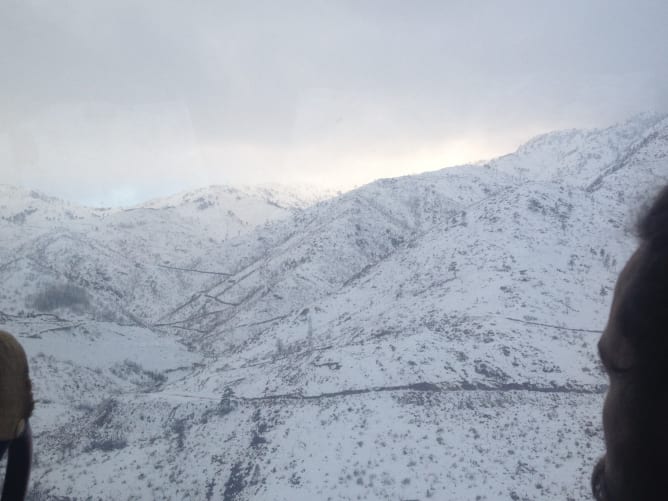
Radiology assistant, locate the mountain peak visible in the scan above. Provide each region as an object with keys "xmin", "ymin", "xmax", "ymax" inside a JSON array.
[{"xmin": 489, "ymin": 111, "xmax": 668, "ymax": 189}]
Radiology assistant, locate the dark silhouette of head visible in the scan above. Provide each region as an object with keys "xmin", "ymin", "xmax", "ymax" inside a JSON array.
[
  {"xmin": 0, "ymin": 330, "xmax": 34, "ymax": 501},
  {"xmin": 592, "ymin": 185, "xmax": 668, "ymax": 500}
]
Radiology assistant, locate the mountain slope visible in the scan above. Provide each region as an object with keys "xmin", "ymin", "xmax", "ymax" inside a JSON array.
[{"xmin": 0, "ymin": 114, "xmax": 666, "ymax": 500}]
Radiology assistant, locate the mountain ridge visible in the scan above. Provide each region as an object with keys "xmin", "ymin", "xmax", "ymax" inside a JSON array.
[{"xmin": 1, "ymin": 114, "xmax": 666, "ymax": 500}]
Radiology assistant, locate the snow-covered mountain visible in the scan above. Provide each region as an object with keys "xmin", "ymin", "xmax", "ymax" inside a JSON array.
[
  {"xmin": 1, "ymin": 113, "xmax": 667, "ymax": 500},
  {"xmin": 0, "ymin": 184, "xmax": 332, "ymax": 323}
]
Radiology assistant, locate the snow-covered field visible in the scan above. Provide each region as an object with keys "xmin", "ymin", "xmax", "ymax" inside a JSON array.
[{"xmin": 1, "ymin": 113, "xmax": 667, "ymax": 499}]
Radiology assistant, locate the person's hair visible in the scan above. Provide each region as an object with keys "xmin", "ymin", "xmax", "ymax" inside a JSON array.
[{"xmin": 638, "ymin": 185, "xmax": 668, "ymax": 246}]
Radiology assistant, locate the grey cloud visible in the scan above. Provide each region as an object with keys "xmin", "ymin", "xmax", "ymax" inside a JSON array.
[{"xmin": 1, "ymin": 0, "xmax": 667, "ymax": 204}]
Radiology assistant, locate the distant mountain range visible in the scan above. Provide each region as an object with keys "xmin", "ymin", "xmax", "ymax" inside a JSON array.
[{"xmin": 1, "ymin": 113, "xmax": 666, "ymax": 500}]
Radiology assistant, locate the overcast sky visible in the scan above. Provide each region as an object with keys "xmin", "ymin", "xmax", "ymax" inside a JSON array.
[{"xmin": 1, "ymin": 0, "xmax": 667, "ymax": 206}]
